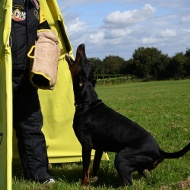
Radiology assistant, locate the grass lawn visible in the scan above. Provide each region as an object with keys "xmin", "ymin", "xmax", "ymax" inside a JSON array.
[{"xmin": 12, "ymin": 79, "xmax": 190, "ymax": 190}]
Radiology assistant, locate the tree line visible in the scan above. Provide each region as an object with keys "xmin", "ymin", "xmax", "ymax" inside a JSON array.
[{"xmin": 89, "ymin": 47, "xmax": 190, "ymax": 81}]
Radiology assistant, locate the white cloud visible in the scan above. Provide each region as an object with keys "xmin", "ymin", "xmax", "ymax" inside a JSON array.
[
  {"xmin": 89, "ymin": 27, "xmax": 133, "ymax": 45},
  {"xmin": 142, "ymin": 37, "xmax": 158, "ymax": 44},
  {"xmin": 181, "ymin": 15, "xmax": 190, "ymax": 23},
  {"xmin": 66, "ymin": 18, "xmax": 86, "ymax": 34},
  {"xmin": 89, "ymin": 31, "xmax": 105, "ymax": 44},
  {"xmin": 109, "ymin": 28, "xmax": 132, "ymax": 38},
  {"xmin": 104, "ymin": 4, "xmax": 156, "ymax": 28},
  {"xmin": 160, "ymin": 29, "xmax": 176, "ymax": 38}
]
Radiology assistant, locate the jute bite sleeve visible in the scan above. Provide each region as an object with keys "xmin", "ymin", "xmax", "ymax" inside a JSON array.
[{"xmin": 28, "ymin": 29, "xmax": 60, "ymax": 90}]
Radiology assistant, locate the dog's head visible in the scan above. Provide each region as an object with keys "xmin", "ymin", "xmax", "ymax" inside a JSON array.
[{"xmin": 66, "ymin": 44, "xmax": 97, "ymax": 103}]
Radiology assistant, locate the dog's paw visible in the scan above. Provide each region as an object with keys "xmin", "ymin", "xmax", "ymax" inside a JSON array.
[{"xmin": 91, "ymin": 176, "xmax": 98, "ymax": 183}]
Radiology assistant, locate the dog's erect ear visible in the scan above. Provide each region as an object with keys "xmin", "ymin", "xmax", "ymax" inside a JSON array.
[
  {"xmin": 76, "ymin": 44, "xmax": 88, "ymax": 67},
  {"xmin": 65, "ymin": 44, "xmax": 88, "ymax": 79}
]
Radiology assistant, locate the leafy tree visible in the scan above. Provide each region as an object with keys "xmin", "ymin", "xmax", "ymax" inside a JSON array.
[
  {"xmin": 103, "ymin": 55, "xmax": 125, "ymax": 75},
  {"xmin": 152, "ymin": 53, "xmax": 170, "ymax": 80},
  {"xmin": 132, "ymin": 47, "xmax": 170, "ymax": 80},
  {"xmin": 89, "ymin": 57, "xmax": 104, "ymax": 78},
  {"xmin": 88, "ymin": 46, "xmax": 190, "ymax": 81},
  {"xmin": 184, "ymin": 48, "xmax": 190, "ymax": 77},
  {"xmin": 168, "ymin": 52, "xmax": 187, "ymax": 79},
  {"xmin": 121, "ymin": 58, "xmax": 137, "ymax": 76}
]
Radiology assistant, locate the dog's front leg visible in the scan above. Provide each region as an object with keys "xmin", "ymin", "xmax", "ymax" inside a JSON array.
[
  {"xmin": 92, "ymin": 150, "xmax": 103, "ymax": 176},
  {"xmin": 82, "ymin": 146, "xmax": 92, "ymax": 186}
]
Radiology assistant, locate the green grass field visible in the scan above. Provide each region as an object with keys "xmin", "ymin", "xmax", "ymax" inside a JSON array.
[{"xmin": 13, "ymin": 79, "xmax": 190, "ymax": 190}]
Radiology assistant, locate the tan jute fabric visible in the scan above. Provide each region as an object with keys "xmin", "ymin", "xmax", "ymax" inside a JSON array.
[{"xmin": 28, "ymin": 29, "xmax": 60, "ymax": 90}]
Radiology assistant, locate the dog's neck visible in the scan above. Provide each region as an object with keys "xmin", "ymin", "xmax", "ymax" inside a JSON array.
[
  {"xmin": 74, "ymin": 92, "xmax": 99, "ymax": 109},
  {"xmin": 74, "ymin": 98, "xmax": 101, "ymax": 109}
]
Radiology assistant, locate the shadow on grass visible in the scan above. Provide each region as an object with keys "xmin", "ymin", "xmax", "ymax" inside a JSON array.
[
  {"xmin": 50, "ymin": 162, "xmax": 123, "ymax": 189},
  {"xmin": 13, "ymin": 162, "xmax": 149, "ymax": 189},
  {"xmin": 13, "ymin": 162, "xmax": 122, "ymax": 188},
  {"xmin": 53, "ymin": 162, "xmax": 148, "ymax": 189}
]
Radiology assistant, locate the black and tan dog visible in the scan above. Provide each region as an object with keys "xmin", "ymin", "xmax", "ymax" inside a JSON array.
[{"xmin": 66, "ymin": 44, "xmax": 190, "ymax": 187}]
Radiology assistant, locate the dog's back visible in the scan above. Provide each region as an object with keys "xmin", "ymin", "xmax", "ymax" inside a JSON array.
[{"xmin": 74, "ymin": 100, "xmax": 160, "ymax": 154}]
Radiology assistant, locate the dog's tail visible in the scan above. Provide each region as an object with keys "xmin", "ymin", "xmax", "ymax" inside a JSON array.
[{"xmin": 160, "ymin": 142, "xmax": 190, "ymax": 159}]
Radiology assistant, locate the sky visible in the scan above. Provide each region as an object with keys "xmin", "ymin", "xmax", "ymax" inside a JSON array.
[{"xmin": 57, "ymin": 0, "xmax": 190, "ymax": 60}]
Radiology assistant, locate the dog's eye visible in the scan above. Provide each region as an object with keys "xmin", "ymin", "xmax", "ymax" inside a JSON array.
[{"xmin": 79, "ymin": 82, "xmax": 83, "ymax": 87}]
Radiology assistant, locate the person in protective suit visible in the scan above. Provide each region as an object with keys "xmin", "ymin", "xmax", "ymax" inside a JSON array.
[{"xmin": 11, "ymin": 0, "xmax": 55, "ymax": 184}]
